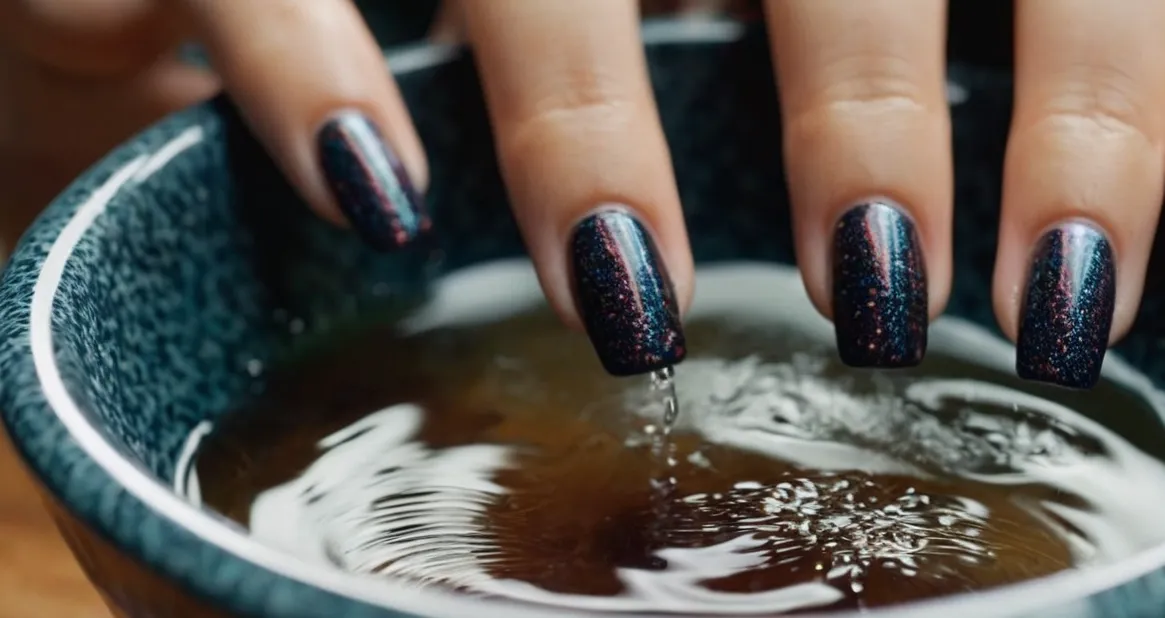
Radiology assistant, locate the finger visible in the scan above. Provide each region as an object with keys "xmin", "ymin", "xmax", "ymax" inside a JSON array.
[
  {"xmin": 765, "ymin": 0, "xmax": 950, "ymax": 368},
  {"xmin": 0, "ymin": 0, "xmax": 184, "ymax": 77},
  {"xmin": 462, "ymin": 0, "xmax": 691, "ymax": 377},
  {"xmin": 996, "ymin": 0, "xmax": 1165, "ymax": 389},
  {"xmin": 178, "ymin": 0, "xmax": 430, "ymax": 251},
  {"xmin": 0, "ymin": 49, "xmax": 217, "ymax": 250}
]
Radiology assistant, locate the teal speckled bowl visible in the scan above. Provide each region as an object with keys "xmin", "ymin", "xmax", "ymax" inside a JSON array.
[{"xmin": 5, "ymin": 20, "xmax": 1165, "ymax": 618}]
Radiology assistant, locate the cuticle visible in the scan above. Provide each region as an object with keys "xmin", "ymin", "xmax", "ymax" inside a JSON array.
[
  {"xmin": 832, "ymin": 195, "xmax": 919, "ymax": 229},
  {"xmin": 565, "ymin": 202, "xmax": 671, "ymax": 261},
  {"xmin": 313, "ymin": 105, "xmax": 381, "ymax": 135},
  {"xmin": 1030, "ymin": 217, "xmax": 1118, "ymax": 262},
  {"xmin": 1019, "ymin": 215, "xmax": 1118, "ymax": 332},
  {"xmin": 831, "ymin": 196, "xmax": 929, "ymax": 278},
  {"xmin": 567, "ymin": 202, "xmax": 642, "ymax": 232},
  {"xmin": 565, "ymin": 201, "xmax": 675, "ymax": 319}
]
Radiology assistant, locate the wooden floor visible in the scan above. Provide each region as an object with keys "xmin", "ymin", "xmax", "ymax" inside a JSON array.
[{"xmin": 0, "ymin": 431, "xmax": 109, "ymax": 617}]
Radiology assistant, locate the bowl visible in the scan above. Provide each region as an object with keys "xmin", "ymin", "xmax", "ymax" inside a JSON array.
[{"xmin": 5, "ymin": 17, "xmax": 1165, "ymax": 618}]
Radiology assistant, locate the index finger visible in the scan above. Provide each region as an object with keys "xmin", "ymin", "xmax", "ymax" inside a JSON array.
[{"xmin": 178, "ymin": 0, "xmax": 430, "ymax": 251}]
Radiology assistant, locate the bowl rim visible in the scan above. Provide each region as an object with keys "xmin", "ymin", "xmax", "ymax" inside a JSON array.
[{"xmin": 19, "ymin": 16, "xmax": 1165, "ymax": 618}]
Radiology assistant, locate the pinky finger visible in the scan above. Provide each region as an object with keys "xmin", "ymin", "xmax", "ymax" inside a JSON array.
[{"xmin": 995, "ymin": 0, "xmax": 1165, "ymax": 389}]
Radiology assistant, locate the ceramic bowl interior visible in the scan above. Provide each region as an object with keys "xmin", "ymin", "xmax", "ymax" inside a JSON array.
[{"xmin": 8, "ymin": 19, "xmax": 1165, "ymax": 618}]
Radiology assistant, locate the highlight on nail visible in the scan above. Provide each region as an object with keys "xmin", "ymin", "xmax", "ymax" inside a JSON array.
[
  {"xmin": 831, "ymin": 199, "xmax": 928, "ymax": 368},
  {"xmin": 569, "ymin": 206, "xmax": 685, "ymax": 377},
  {"xmin": 1016, "ymin": 219, "xmax": 1115, "ymax": 390},
  {"xmin": 316, "ymin": 109, "xmax": 429, "ymax": 251}
]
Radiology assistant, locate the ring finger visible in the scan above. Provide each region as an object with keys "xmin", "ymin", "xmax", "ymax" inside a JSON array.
[
  {"xmin": 995, "ymin": 0, "xmax": 1165, "ymax": 389},
  {"xmin": 765, "ymin": 0, "xmax": 951, "ymax": 368}
]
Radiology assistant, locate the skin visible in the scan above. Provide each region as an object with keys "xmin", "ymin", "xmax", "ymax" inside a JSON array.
[{"xmin": 1, "ymin": 0, "xmax": 1163, "ymax": 352}]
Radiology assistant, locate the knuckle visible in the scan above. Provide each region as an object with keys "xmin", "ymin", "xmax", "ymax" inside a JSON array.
[
  {"xmin": 785, "ymin": 51, "xmax": 937, "ymax": 143},
  {"xmin": 1028, "ymin": 65, "xmax": 1160, "ymax": 148},
  {"xmin": 503, "ymin": 68, "xmax": 638, "ymax": 154},
  {"xmin": 804, "ymin": 51, "xmax": 932, "ymax": 117}
]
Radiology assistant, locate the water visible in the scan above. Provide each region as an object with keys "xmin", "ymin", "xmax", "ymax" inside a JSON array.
[
  {"xmin": 184, "ymin": 262, "xmax": 1165, "ymax": 615},
  {"xmin": 648, "ymin": 366, "xmax": 680, "ymax": 548}
]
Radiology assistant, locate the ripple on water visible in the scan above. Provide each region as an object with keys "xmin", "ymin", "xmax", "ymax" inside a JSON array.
[{"xmin": 186, "ymin": 264, "xmax": 1165, "ymax": 615}]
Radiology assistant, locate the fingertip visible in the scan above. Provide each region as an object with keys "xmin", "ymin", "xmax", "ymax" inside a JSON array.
[
  {"xmin": 183, "ymin": 0, "xmax": 431, "ymax": 252},
  {"xmin": 830, "ymin": 200, "xmax": 930, "ymax": 368},
  {"xmin": 372, "ymin": 76, "xmax": 430, "ymax": 193},
  {"xmin": 991, "ymin": 230, "xmax": 1026, "ymax": 344},
  {"xmin": 792, "ymin": 231, "xmax": 835, "ymax": 322},
  {"xmin": 313, "ymin": 109, "xmax": 431, "ymax": 251},
  {"xmin": 996, "ymin": 218, "xmax": 1145, "ymax": 348},
  {"xmin": 1009, "ymin": 220, "xmax": 1119, "ymax": 389},
  {"xmin": 797, "ymin": 195, "xmax": 951, "ymax": 341},
  {"xmin": 566, "ymin": 206, "xmax": 687, "ymax": 376},
  {"xmin": 527, "ymin": 237, "xmax": 584, "ymax": 332},
  {"xmin": 921, "ymin": 215, "xmax": 954, "ymax": 322},
  {"xmin": 654, "ymin": 212, "xmax": 696, "ymax": 319}
]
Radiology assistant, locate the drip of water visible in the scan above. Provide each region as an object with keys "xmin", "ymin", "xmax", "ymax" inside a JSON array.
[
  {"xmin": 653, "ymin": 366, "xmax": 680, "ymax": 429},
  {"xmin": 647, "ymin": 366, "xmax": 681, "ymax": 549}
]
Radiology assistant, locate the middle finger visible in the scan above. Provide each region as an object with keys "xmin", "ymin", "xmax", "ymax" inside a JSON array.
[{"xmin": 462, "ymin": 0, "xmax": 692, "ymax": 377}]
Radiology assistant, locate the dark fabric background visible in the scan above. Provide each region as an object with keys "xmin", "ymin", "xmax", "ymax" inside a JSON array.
[{"xmin": 355, "ymin": 0, "xmax": 1016, "ymax": 70}]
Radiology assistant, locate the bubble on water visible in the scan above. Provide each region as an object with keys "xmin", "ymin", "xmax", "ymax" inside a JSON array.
[
  {"xmin": 687, "ymin": 450, "xmax": 713, "ymax": 470},
  {"xmin": 664, "ymin": 471, "xmax": 999, "ymax": 592}
]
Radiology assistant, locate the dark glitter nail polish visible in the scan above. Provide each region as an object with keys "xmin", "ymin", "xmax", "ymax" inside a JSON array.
[
  {"xmin": 316, "ymin": 110, "xmax": 429, "ymax": 251},
  {"xmin": 1017, "ymin": 221, "xmax": 1115, "ymax": 390},
  {"xmin": 570, "ymin": 207, "xmax": 686, "ymax": 377},
  {"xmin": 832, "ymin": 200, "xmax": 928, "ymax": 368}
]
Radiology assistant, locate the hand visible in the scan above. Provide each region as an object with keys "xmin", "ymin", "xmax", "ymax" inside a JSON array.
[
  {"xmin": 758, "ymin": 0, "xmax": 1163, "ymax": 391},
  {"xmin": 443, "ymin": 0, "xmax": 1163, "ymax": 389},
  {"xmin": 0, "ymin": 0, "xmax": 737, "ymax": 377},
  {"xmin": 2, "ymin": 1, "xmax": 1159, "ymax": 391}
]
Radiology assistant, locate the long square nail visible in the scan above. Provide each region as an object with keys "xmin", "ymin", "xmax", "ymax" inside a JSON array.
[
  {"xmin": 832, "ymin": 200, "xmax": 928, "ymax": 368},
  {"xmin": 570, "ymin": 207, "xmax": 686, "ymax": 376},
  {"xmin": 1016, "ymin": 221, "xmax": 1115, "ymax": 389},
  {"xmin": 317, "ymin": 110, "xmax": 429, "ymax": 251}
]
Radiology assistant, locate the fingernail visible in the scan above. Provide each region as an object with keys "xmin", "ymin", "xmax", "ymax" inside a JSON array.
[
  {"xmin": 832, "ymin": 200, "xmax": 928, "ymax": 368},
  {"xmin": 316, "ymin": 110, "xmax": 429, "ymax": 251},
  {"xmin": 1016, "ymin": 221, "xmax": 1115, "ymax": 389},
  {"xmin": 570, "ymin": 207, "xmax": 686, "ymax": 377}
]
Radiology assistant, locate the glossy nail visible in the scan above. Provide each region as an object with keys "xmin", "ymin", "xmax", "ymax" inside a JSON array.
[
  {"xmin": 1016, "ymin": 221, "xmax": 1115, "ymax": 389},
  {"xmin": 317, "ymin": 110, "xmax": 429, "ymax": 251},
  {"xmin": 570, "ymin": 207, "xmax": 686, "ymax": 376},
  {"xmin": 832, "ymin": 200, "xmax": 928, "ymax": 368}
]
